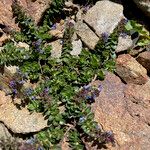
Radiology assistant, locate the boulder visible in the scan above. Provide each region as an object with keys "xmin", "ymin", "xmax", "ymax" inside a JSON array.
[
  {"xmin": 0, "ymin": 91, "xmax": 48, "ymax": 134},
  {"xmin": 133, "ymin": 0, "xmax": 150, "ymax": 17},
  {"xmin": 0, "ymin": 0, "xmax": 52, "ymax": 30},
  {"xmin": 116, "ymin": 54, "xmax": 148, "ymax": 84},
  {"xmin": 89, "ymin": 72, "xmax": 150, "ymax": 150},
  {"xmin": 125, "ymin": 80, "xmax": 150, "ymax": 125},
  {"xmin": 75, "ymin": 22, "xmax": 99, "ymax": 49},
  {"xmin": 136, "ymin": 51, "xmax": 150, "ymax": 74},
  {"xmin": 84, "ymin": 0, "xmax": 124, "ymax": 37},
  {"xmin": 116, "ymin": 35, "xmax": 133, "ymax": 53}
]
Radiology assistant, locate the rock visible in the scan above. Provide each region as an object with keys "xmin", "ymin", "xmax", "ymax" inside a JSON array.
[
  {"xmin": 116, "ymin": 35, "xmax": 133, "ymax": 53},
  {"xmin": 75, "ymin": 22, "xmax": 99, "ymax": 49},
  {"xmin": 5, "ymin": 66, "xmax": 18, "ymax": 75},
  {"xmin": 0, "ymin": 0, "xmax": 18, "ymax": 30},
  {"xmin": 129, "ymin": 47, "xmax": 144, "ymax": 56},
  {"xmin": 133, "ymin": 0, "xmax": 150, "ymax": 17},
  {"xmin": 84, "ymin": 0, "xmax": 124, "ymax": 37},
  {"xmin": 125, "ymin": 80, "xmax": 150, "ymax": 125},
  {"xmin": 50, "ymin": 40, "xmax": 62, "ymax": 58},
  {"xmin": 26, "ymin": 0, "xmax": 52, "ymax": 24},
  {"xmin": 70, "ymin": 39, "xmax": 82, "ymax": 56},
  {"xmin": 0, "ymin": 0, "xmax": 52, "ymax": 30},
  {"xmin": 90, "ymin": 72, "xmax": 150, "ymax": 150},
  {"xmin": 116, "ymin": 54, "xmax": 148, "ymax": 84},
  {"xmin": 0, "ymin": 32, "xmax": 10, "ymax": 46},
  {"xmin": 16, "ymin": 42, "xmax": 29, "ymax": 51},
  {"xmin": 49, "ymin": 21, "xmax": 65, "ymax": 39},
  {"xmin": 0, "ymin": 123, "xmax": 12, "ymax": 140},
  {"xmin": 136, "ymin": 51, "xmax": 150, "ymax": 74},
  {"xmin": 49, "ymin": 30, "xmax": 64, "ymax": 39},
  {"xmin": 0, "ymin": 91, "xmax": 48, "ymax": 134}
]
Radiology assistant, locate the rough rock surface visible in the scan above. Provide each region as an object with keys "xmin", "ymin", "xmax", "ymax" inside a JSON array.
[
  {"xmin": 116, "ymin": 54, "xmax": 148, "ymax": 84},
  {"xmin": 133, "ymin": 0, "xmax": 150, "ymax": 17},
  {"xmin": 116, "ymin": 35, "xmax": 133, "ymax": 53},
  {"xmin": 89, "ymin": 72, "xmax": 150, "ymax": 150},
  {"xmin": 0, "ymin": 91, "xmax": 48, "ymax": 134},
  {"xmin": 70, "ymin": 39, "xmax": 82, "ymax": 56},
  {"xmin": 125, "ymin": 80, "xmax": 150, "ymax": 125},
  {"xmin": 0, "ymin": 0, "xmax": 52, "ymax": 29},
  {"xmin": 136, "ymin": 51, "xmax": 150, "ymax": 74},
  {"xmin": 50, "ymin": 40, "xmax": 62, "ymax": 58},
  {"xmin": 0, "ymin": 123, "xmax": 12, "ymax": 140},
  {"xmin": 75, "ymin": 22, "xmax": 99, "ymax": 49},
  {"xmin": 84, "ymin": 0, "xmax": 124, "ymax": 37}
]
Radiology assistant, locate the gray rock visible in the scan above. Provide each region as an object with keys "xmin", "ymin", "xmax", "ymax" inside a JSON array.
[
  {"xmin": 84, "ymin": 0, "xmax": 124, "ymax": 37},
  {"xmin": 0, "ymin": 91, "xmax": 48, "ymax": 134},
  {"xmin": 50, "ymin": 40, "xmax": 62, "ymax": 58},
  {"xmin": 133, "ymin": 0, "xmax": 150, "ymax": 17},
  {"xmin": 75, "ymin": 22, "xmax": 99, "ymax": 49},
  {"xmin": 116, "ymin": 35, "xmax": 133, "ymax": 53},
  {"xmin": 116, "ymin": 54, "xmax": 149, "ymax": 84},
  {"xmin": 70, "ymin": 39, "xmax": 82, "ymax": 56}
]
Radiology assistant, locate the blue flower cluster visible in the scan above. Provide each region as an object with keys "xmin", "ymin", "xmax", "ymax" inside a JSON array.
[
  {"xmin": 33, "ymin": 39, "xmax": 44, "ymax": 54},
  {"xmin": 79, "ymin": 84, "xmax": 102, "ymax": 104}
]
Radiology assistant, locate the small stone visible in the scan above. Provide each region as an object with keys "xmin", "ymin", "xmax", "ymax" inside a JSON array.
[
  {"xmin": 50, "ymin": 40, "xmax": 62, "ymax": 58},
  {"xmin": 116, "ymin": 35, "xmax": 133, "ymax": 53},
  {"xmin": 5, "ymin": 66, "xmax": 19, "ymax": 75},
  {"xmin": 84, "ymin": 0, "xmax": 124, "ymax": 37},
  {"xmin": 136, "ymin": 51, "xmax": 150, "ymax": 74},
  {"xmin": 49, "ymin": 30, "xmax": 64, "ymax": 39},
  {"xmin": 70, "ymin": 39, "xmax": 82, "ymax": 56},
  {"xmin": 116, "ymin": 54, "xmax": 149, "ymax": 84},
  {"xmin": 75, "ymin": 22, "xmax": 99, "ymax": 49},
  {"xmin": 16, "ymin": 42, "xmax": 30, "ymax": 50}
]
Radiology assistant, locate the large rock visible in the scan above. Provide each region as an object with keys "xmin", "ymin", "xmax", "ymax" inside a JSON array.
[
  {"xmin": 125, "ymin": 80, "xmax": 150, "ymax": 125},
  {"xmin": 90, "ymin": 72, "xmax": 150, "ymax": 150},
  {"xmin": 133, "ymin": 0, "xmax": 150, "ymax": 17},
  {"xmin": 75, "ymin": 22, "xmax": 99, "ymax": 49},
  {"xmin": 0, "ymin": 0, "xmax": 52, "ymax": 30},
  {"xmin": 84, "ymin": 0, "xmax": 124, "ymax": 37},
  {"xmin": 0, "ymin": 91, "xmax": 48, "ymax": 134},
  {"xmin": 136, "ymin": 51, "xmax": 150, "ymax": 74},
  {"xmin": 116, "ymin": 54, "xmax": 149, "ymax": 84}
]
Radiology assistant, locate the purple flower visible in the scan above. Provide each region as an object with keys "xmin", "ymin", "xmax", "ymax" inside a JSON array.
[
  {"xmin": 12, "ymin": 89, "xmax": 17, "ymax": 94},
  {"xmin": 25, "ymin": 88, "xmax": 33, "ymax": 96},
  {"xmin": 102, "ymin": 32, "xmax": 109, "ymax": 43},
  {"xmin": 44, "ymin": 87, "xmax": 49, "ymax": 93},
  {"xmin": 31, "ymin": 96, "xmax": 36, "ymax": 100},
  {"xmin": 9, "ymin": 81, "xmax": 16, "ymax": 88},
  {"xmin": 34, "ymin": 39, "xmax": 42, "ymax": 47},
  {"xmin": 120, "ymin": 32, "xmax": 128, "ymax": 38},
  {"xmin": 79, "ymin": 116, "xmax": 86, "ymax": 123},
  {"xmin": 104, "ymin": 131, "xmax": 115, "ymax": 143},
  {"xmin": 121, "ymin": 18, "xmax": 128, "ymax": 25},
  {"xmin": 37, "ymin": 147, "xmax": 44, "ymax": 150},
  {"xmin": 83, "ymin": 85, "xmax": 91, "ymax": 90},
  {"xmin": 51, "ymin": 24, "xmax": 56, "ymax": 30},
  {"xmin": 18, "ymin": 80, "xmax": 26, "ymax": 84}
]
